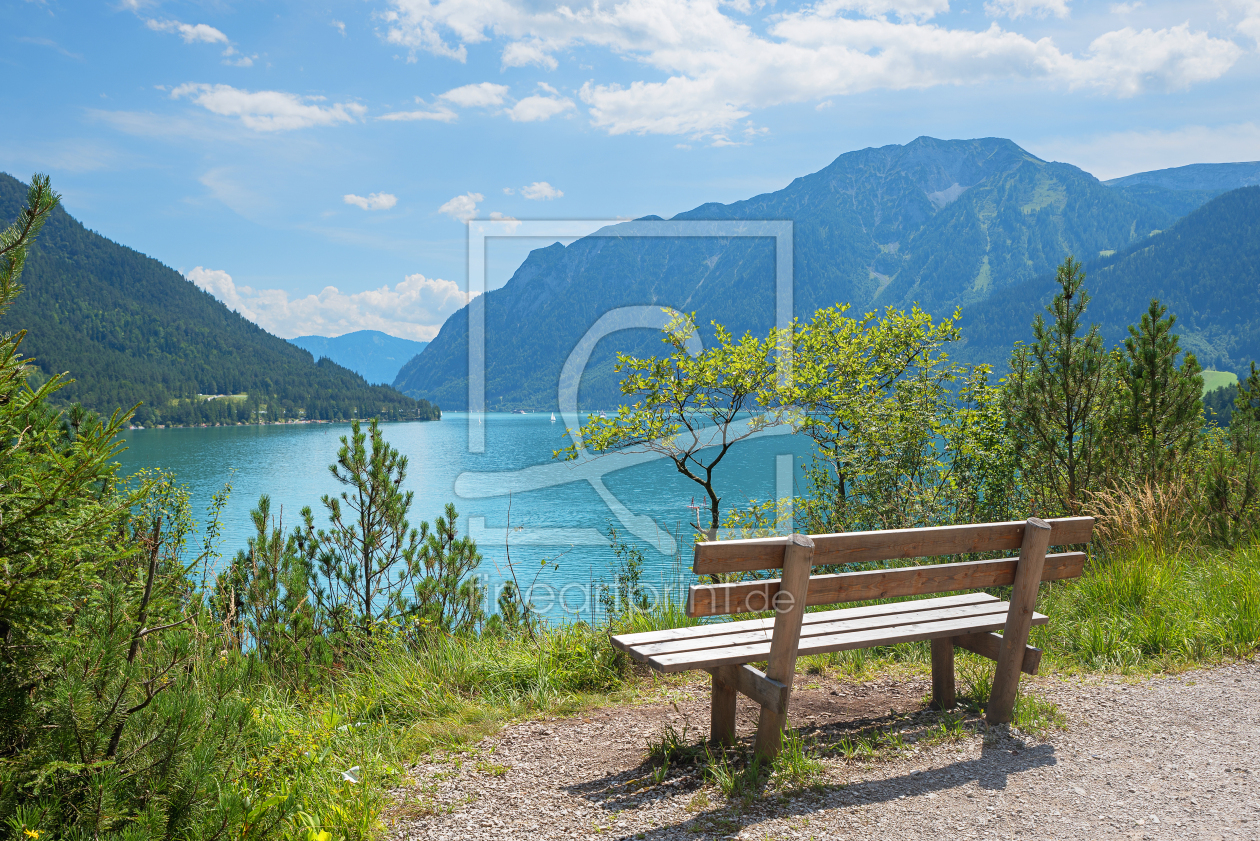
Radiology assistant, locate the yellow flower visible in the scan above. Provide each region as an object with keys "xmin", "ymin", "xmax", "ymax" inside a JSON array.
[{"xmin": 24, "ymin": 830, "xmax": 40, "ymax": 839}]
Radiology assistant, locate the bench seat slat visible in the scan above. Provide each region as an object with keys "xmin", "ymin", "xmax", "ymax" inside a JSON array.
[
  {"xmin": 688, "ymin": 551, "xmax": 1085, "ymax": 617},
  {"xmin": 646, "ymin": 611, "xmax": 1048, "ymax": 673},
  {"xmin": 626, "ymin": 598, "xmax": 1014, "ymax": 661},
  {"xmin": 610, "ymin": 592, "xmax": 997, "ymax": 652},
  {"xmin": 693, "ymin": 516, "xmax": 1094, "ymax": 574}
]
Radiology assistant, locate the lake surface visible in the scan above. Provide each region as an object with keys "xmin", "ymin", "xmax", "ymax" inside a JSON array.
[{"xmin": 114, "ymin": 414, "xmax": 814, "ymax": 621}]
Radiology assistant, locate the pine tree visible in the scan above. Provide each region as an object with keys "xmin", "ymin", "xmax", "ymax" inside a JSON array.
[
  {"xmin": 1203, "ymin": 363, "xmax": 1260, "ymax": 544},
  {"xmin": 1006, "ymin": 256, "xmax": 1112, "ymax": 515},
  {"xmin": 1117, "ymin": 299, "xmax": 1203, "ymax": 481},
  {"xmin": 315, "ymin": 418, "xmax": 424, "ymax": 638}
]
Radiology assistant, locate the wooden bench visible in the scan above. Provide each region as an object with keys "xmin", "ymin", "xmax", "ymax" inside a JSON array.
[{"xmin": 611, "ymin": 516, "xmax": 1094, "ymax": 758}]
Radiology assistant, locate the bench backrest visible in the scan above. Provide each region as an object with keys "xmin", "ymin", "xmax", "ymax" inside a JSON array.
[{"xmin": 687, "ymin": 516, "xmax": 1095, "ymax": 618}]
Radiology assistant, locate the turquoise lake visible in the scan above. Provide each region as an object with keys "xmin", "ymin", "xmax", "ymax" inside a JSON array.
[{"xmin": 114, "ymin": 414, "xmax": 814, "ymax": 621}]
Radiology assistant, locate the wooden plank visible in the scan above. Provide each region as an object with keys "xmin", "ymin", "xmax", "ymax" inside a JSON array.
[
  {"xmin": 707, "ymin": 664, "xmax": 790, "ymax": 715},
  {"xmin": 693, "ymin": 516, "xmax": 1094, "ymax": 574},
  {"xmin": 987, "ymin": 518, "xmax": 1051, "ymax": 725},
  {"xmin": 687, "ymin": 551, "xmax": 1086, "ymax": 618},
  {"xmin": 754, "ymin": 534, "xmax": 813, "ymax": 759},
  {"xmin": 931, "ymin": 637, "xmax": 955, "ymax": 710},
  {"xmin": 612, "ymin": 592, "xmax": 997, "ymax": 651},
  {"xmin": 647, "ymin": 611, "xmax": 1048, "ymax": 673},
  {"xmin": 954, "ymin": 631, "xmax": 1042, "ymax": 676},
  {"xmin": 630, "ymin": 599, "xmax": 1013, "ymax": 661},
  {"xmin": 709, "ymin": 670, "xmax": 738, "ymax": 745}
]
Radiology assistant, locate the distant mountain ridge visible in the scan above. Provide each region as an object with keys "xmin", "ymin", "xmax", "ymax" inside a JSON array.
[
  {"xmin": 1104, "ymin": 161, "xmax": 1260, "ymax": 219},
  {"xmin": 0, "ymin": 173, "xmax": 438, "ymax": 426},
  {"xmin": 289, "ymin": 331, "xmax": 428, "ymax": 386},
  {"xmin": 395, "ymin": 136, "xmax": 1176, "ymax": 410},
  {"xmin": 958, "ymin": 186, "xmax": 1260, "ymax": 374},
  {"xmin": 1105, "ymin": 161, "xmax": 1260, "ymax": 191}
]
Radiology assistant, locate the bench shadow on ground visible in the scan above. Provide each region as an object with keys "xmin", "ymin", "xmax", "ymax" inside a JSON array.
[{"xmin": 562, "ymin": 705, "xmax": 1057, "ymax": 841}]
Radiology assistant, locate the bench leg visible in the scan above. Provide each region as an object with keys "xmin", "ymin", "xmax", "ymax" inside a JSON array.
[
  {"xmin": 710, "ymin": 671, "xmax": 737, "ymax": 745},
  {"xmin": 931, "ymin": 637, "xmax": 955, "ymax": 710},
  {"xmin": 750, "ymin": 534, "xmax": 814, "ymax": 760},
  {"xmin": 987, "ymin": 517, "xmax": 1051, "ymax": 725},
  {"xmin": 753, "ymin": 704, "xmax": 787, "ymax": 758}
]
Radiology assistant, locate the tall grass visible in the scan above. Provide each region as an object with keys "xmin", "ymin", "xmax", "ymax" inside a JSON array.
[{"xmin": 1034, "ymin": 540, "xmax": 1260, "ymax": 671}]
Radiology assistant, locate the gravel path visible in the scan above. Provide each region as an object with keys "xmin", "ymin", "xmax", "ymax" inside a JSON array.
[{"xmin": 387, "ymin": 656, "xmax": 1259, "ymax": 840}]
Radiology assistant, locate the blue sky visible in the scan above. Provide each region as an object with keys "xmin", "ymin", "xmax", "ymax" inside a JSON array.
[{"xmin": 4, "ymin": 0, "xmax": 1259, "ymax": 341}]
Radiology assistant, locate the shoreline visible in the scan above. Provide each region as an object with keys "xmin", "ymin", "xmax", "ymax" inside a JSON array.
[{"xmin": 126, "ymin": 415, "xmax": 443, "ymax": 431}]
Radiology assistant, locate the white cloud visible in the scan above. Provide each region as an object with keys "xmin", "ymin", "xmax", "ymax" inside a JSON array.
[
  {"xmin": 1075, "ymin": 25, "xmax": 1242, "ymax": 97},
  {"xmin": 170, "ymin": 83, "xmax": 367, "ymax": 131},
  {"xmin": 219, "ymin": 45, "xmax": 257, "ymax": 67},
  {"xmin": 146, "ymin": 18, "xmax": 229, "ymax": 44},
  {"xmin": 508, "ymin": 95, "xmax": 574, "ymax": 122},
  {"xmin": 332, "ymin": 19, "xmax": 347, "ymax": 35},
  {"xmin": 185, "ymin": 267, "xmax": 473, "ymax": 341},
  {"xmin": 1109, "ymin": 1, "xmax": 1143, "ymax": 12},
  {"xmin": 381, "ymin": 0, "xmax": 1243, "ymax": 139},
  {"xmin": 502, "ymin": 187, "xmax": 515, "ymax": 194},
  {"xmin": 1029, "ymin": 122, "xmax": 1260, "ymax": 181},
  {"xmin": 488, "ymin": 211, "xmax": 522, "ymax": 233},
  {"xmin": 1232, "ymin": 0, "xmax": 1260, "ymax": 44},
  {"xmin": 439, "ymin": 191, "xmax": 484, "ymax": 221},
  {"xmin": 439, "ymin": 81, "xmax": 511, "ymax": 107},
  {"xmin": 378, "ymin": 105, "xmax": 458, "ymax": 122},
  {"xmin": 146, "ymin": 17, "xmax": 254, "ymax": 65},
  {"xmin": 520, "ymin": 181, "xmax": 562, "ymax": 200},
  {"xmin": 984, "ymin": 0, "xmax": 1070, "ymax": 20},
  {"xmin": 344, "ymin": 192, "xmax": 398, "ymax": 210},
  {"xmin": 823, "ymin": 0, "xmax": 951, "ymax": 22},
  {"xmin": 501, "ymin": 38, "xmax": 559, "ymax": 69}
]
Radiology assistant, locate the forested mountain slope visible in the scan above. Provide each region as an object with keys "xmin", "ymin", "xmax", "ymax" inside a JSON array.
[
  {"xmin": 958, "ymin": 187, "xmax": 1260, "ymax": 374},
  {"xmin": 0, "ymin": 173, "xmax": 437, "ymax": 426},
  {"xmin": 395, "ymin": 137, "xmax": 1173, "ymax": 410}
]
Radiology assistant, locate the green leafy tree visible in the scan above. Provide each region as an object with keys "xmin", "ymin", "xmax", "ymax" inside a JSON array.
[
  {"xmin": 1006, "ymin": 256, "xmax": 1113, "ymax": 515},
  {"xmin": 1115, "ymin": 299, "xmax": 1203, "ymax": 481},
  {"xmin": 565, "ymin": 311, "xmax": 779, "ymax": 540},
  {"xmin": 783, "ymin": 304, "xmax": 963, "ymax": 532},
  {"xmin": 943, "ymin": 365, "xmax": 1029, "ymax": 526}
]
